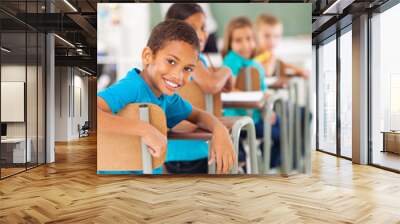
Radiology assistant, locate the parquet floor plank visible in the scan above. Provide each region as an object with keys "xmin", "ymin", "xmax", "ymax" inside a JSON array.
[{"xmin": 0, "ymin": 135, "xmax": 399, "ymax": 223}]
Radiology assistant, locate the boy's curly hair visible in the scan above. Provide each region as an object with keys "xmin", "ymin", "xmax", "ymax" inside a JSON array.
[{"xmin": 147, "ymin": 19, "xmax": 200, "ymax": 54}]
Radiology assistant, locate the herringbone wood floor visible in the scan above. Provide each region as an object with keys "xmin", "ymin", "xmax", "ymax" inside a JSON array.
[{"xmin": 1, "ymin": 135, "xmax": 400, "ymax": 223}]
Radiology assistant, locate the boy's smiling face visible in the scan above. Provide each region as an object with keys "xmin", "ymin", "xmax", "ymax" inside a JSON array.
[{"xmin": 142, "ymin": 40, "xmax": 198, "ymax": 96}]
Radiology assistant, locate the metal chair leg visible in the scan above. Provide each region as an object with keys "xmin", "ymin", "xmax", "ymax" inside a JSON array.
[
  {"xmin": 288, "ymin": 87, "xmax": 295, "ymax": 172},
  {"xmin": 275, "ymin": 99, "xmax": 290, "ymax": 176},
  {"xmin": 139, "ymin": 105, "xmax": 152, "ymax": 174},
  {"xmin": 230, "ymin": 116, "xmax": 258, "ymax": 174},
  {"xmin": 230, "ymin": 128, "xmax": 240, "ymax": 174},
  {"xmin": 288, "ymin": 80, "xmax": 301, "ymax": 172},
  {"xmin": 288, "ymin": 78, "xmax": 311, "ymax": 174},
  {"xmin": 263, "ymin": 103, "xmax": 273, "ymax": 174},
  {"xmin": 304, "ymin": 81, "xmax": 312, "ymax": 174},
  {"xmin": 208, "ymin": 141, "xmax": 216, "ymax": 174},
  {"xmin": 262, "ymin": 91, "xmax": 288, "ymax": 174},
  {"xmin": 245, "ymin": 121, "xmax": 258, "ymax": 174},
  {"xmin": 295, "ymin": 105, "xmax": 303, "ymax": 172}
]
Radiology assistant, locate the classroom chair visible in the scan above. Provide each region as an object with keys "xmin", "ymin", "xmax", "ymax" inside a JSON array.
[
  {"xmin": 236, "ymin": 67, "xmax": 261, "ymax": 91},
  {"xmin": 97, "ymin": 104, "xmax": 167, "ymax": 174},
  {"xmin": 270, "ymin": 60, "xmax": 290, "ymax": 89},
  {"xmin": 169, "ymin": 81, "xmax": 258, "ymax": 174},
  {"xmin": 78, "ymin": 121, "xmax": 90, "ymax": 138},
  {"xmin": 287, "ymin": 78, "xmax": 311, "ymax": 174},
  {"xmin": 260, "ymin": 60, "xmax": 294, "ymax": 90},
  {"xmin": 262, "ymin": 90, "xmax": 290, "ymax": 175},
  {"xmin": 236, "ymin": 67, "xmax": 263, "ymax": 121},
  {"xmin": 234, "ymin": 67, "xmax": 295, "ymax": 175}
]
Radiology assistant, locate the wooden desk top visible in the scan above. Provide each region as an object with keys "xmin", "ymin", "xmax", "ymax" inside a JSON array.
[
  {"xmin": 222, "ymin": 101, "xmax": 265, "ymax": 109},
  {"xmin": 167, "ymin": 117, "xmax": 246, "ymax": 140},
  {"xmin": 221, "ymin": 91, "xmax": 268, "ymax": 109},
  {"xmin": 168, "ymin": 121, "xmax": 212, "ymax": 140}
]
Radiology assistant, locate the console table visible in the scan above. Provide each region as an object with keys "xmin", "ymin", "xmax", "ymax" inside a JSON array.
[
  {"xmin": 382, "ymin": 131, "xmax": 400, "ymax": 155},
  {"xmin": 1, "ymin": 138, "xmax": 32, "ymax": 165}
]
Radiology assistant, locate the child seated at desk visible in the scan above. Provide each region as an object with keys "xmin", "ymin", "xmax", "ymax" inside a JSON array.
[
  {"xmin": 221, "ymin": 17, "xmax": 281, "ymax": 170},
  {"xmin": 164, "ymin": 3, "xmax": 234, "ymax": 174},
  {"xmin": 254, "ymin": 14, "xmax": 309, "ymax": 86},
  {"xmin": 256, "ymin": 14, "xmax": 312, "ymax": 158},
  {"xmin": 97, "ymin": 20, "xmax": 235, "ymax": 174}
]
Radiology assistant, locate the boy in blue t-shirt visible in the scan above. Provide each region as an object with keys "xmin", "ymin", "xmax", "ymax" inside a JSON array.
[{"xmin": 97, "ymin": 20, "xmax": 235, "ymax": 174}]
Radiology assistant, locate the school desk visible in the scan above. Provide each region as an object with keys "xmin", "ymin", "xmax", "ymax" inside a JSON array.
[
  {"xmin": 222, "ymin": 90, "xmax": 292, "ymax": 175},
  {"xmin": 174, "ymin": 81, "xmax": 259, "ymax": 174}
]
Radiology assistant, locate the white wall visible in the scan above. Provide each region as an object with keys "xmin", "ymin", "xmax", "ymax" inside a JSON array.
[
  {"xmin": 1, "ymin": 64, "xmax": 46, "ymax": 163},
  {"xmin": 55, "ymin": 67, "xmax": 68, "ymax": 141},
  {"xmin": 72, "ymin": 73, "xmax": 89, "ymax": 138},
  {"xmin": 1, "ymin": 65, "xmax": 31, "ymax": 138},
  {"xmin": 97, "ymin": 3, "xmax": 150, "ymax": 80},
  {"xmin": 54, "ymin": 67, "xmax": 89, "ymax": 141}
]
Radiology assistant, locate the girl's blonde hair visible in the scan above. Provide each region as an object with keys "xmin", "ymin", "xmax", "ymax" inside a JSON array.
[{"xmin": 221, "ymin": 17, "xmax": 255, "ymax": 58}]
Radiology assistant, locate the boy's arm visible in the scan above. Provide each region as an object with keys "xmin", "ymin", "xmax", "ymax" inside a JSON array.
[
  {"xmin": 97, "ymin": 96, "xmax": 167, "ymax": 157},
  {"xmin": 259, "ymin": 54, "xmax": 277, "ymax": 77},
  {"xmin": 283, "ymin": 62, "xmax": 309, "ymax": 79},
  {"xmin": 192, "ymin": 63, "xmax": 232, "ymax": 94},
  {"xmin": 186, "ymin": 107, "xmax": 236, "ymax": 174}
]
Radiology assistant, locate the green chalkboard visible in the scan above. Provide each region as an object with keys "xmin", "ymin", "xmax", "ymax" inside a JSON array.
[{"xmin": 150, "ymin": 3, "xmax": 311, "ymax": 37}]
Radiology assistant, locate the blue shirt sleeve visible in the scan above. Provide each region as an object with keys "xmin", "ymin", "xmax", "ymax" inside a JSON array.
[
  {"xmin": 223, "ymin": 51, "xmax": 244, "ymax": 77},
  {"xmin": 97, "ymin": 72, "xmax": 139, "ymax": 114},
  {"xmin": 223, "ymin": 51, "xmax": 267, "ymax": 90},
  {"xmin": 165, "ymin": 94, "xmax": 193, "ymax": 128}
]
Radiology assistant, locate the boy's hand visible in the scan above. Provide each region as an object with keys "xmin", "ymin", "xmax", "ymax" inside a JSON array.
[
  {"xmin": 186, "ymin": 108, "xmax": 236, "ymax": 174},
  {"xmin": 140, "ymin": 122, "xmax": 167, "ymax": 158},
  {"xmin": 296, "ymin": 68, "xmax": 310, "ymax": 79},
  {"xmin": 214, "ymin": 66, "xmax": 233, "ymax": 92},
  {"xmin": 222, "ymin": 76, "xmax": 234, "ymax": 92},
  {"xmin": 208, "ymin": 125, "xmax": 236, "ymax": 174}
]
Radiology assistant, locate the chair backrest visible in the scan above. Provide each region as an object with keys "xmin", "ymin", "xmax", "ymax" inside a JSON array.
[
  {"xmin": 82, "ymin": 121, "xmax": 90, "ymax": 129},
  {"xmin": 177, "ymin": 81, "xmax": 222, "ymax": 117},
  {"xmin": 236, "ymin": 67, "xmax": 261, "ymax": 91},
  {"xmin": 97, "ymin": 103, "xmax": 167, "ymax": 171},
  {"xmin": 276, "ymin": 59, "xmax": 289, "ymax": 83}
]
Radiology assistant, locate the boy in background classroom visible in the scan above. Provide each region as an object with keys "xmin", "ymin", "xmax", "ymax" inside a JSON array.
[
  {"xmin": 254, "ymin": 13, "xmax": 309, "ymax": 86},
  {"xmin": 255, "ymin": 14, "xmax": 312, "ymax": 159},
  {"xmin": 97, "ymin": 20, "xmax": 236, "ymax": 174}
]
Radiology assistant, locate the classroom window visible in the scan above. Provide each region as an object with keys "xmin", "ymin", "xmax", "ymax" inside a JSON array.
[
  {"xmin": 370, "ymin": 3, "xmax": 400, "ymax": 171},
  {"xmin": 339, "ymin": 29, "xmax": 352, "ymax": 158},
  {"xmin": 317, "ymin": 36, "xmax": 337, "ymax": 154}
]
